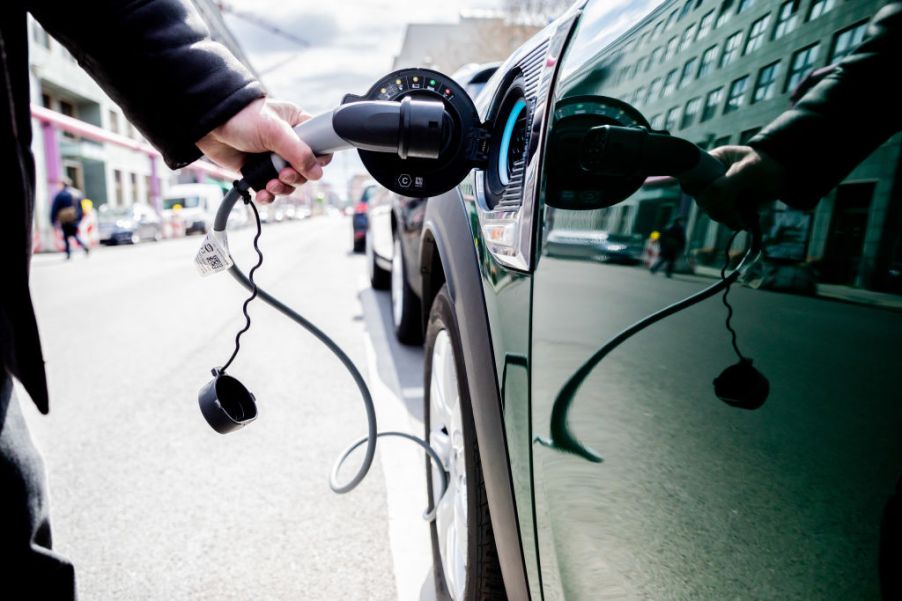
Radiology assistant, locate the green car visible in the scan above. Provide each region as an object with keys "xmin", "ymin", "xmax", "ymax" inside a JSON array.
[{"xmin": 415, "ymin": 1, "xmax": 902, "ymax": 599}]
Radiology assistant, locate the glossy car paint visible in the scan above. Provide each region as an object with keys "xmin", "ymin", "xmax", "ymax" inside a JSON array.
[{"xmin": 527, "ymin": 2, "xmax": 902, "ymax": 600}]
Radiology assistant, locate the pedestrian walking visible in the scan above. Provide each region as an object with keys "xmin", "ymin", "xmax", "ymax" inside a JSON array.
[
  {"xmin": 50, "ymin": 179, "xmax": 89, "ymax": 259},
  {"xmin": 649, "ymin": 217, "xmax": 686, "ymax": 278},
  {"xmin": 1, "ymin": 1, "xmax": 328, "ymax": 597}
]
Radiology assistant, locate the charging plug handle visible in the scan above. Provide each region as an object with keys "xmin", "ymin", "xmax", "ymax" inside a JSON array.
[
  {"xmin": 240, "ymin": 97, "xmax": 450, "ymax": 191},
  {"xmin": 582, "ymin": 125, "xmax": 725, "ymax": 194}
]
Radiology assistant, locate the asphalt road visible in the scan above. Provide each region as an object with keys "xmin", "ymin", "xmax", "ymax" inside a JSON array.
[{"xmin": 22, "ymin": 216, "xmax": 434, "ymax": 601}]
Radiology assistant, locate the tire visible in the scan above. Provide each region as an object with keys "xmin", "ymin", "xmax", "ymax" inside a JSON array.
[
  {"xmin": 391, "ymin": 236, "xmax": 423, "ymax": 344},
  {"xmin": 367, "ymin": 231, "xmax": 390, "ymax": 290},
  {"xmin": 425, "ymin": 284, "xmax": 506, "ymax": 601}
]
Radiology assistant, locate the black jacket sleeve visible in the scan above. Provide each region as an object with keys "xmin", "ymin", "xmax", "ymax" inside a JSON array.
[
  {"xmin": 28, "ymin": 0, "xmax": 265, "ymax": 169},
  {"xmin": 749, "ymin": 1, "xmax": 902, "ymax": 210}
]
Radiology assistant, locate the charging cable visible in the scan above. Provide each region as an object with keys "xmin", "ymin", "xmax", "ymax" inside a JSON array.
[{"xmin": 200, "ymin": 180, "xmax": 446, "ymax": 520}]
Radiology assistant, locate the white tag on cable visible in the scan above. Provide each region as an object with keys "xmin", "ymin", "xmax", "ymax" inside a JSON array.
[{"xmin": 195, "ymin": 230, "xmax": 233, "ymax": 276}]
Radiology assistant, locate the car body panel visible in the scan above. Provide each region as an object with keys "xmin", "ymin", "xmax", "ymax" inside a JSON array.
[
  {"xmin": 528, "ymin": 1, "xmax": 902, "ymax": 599},
  {"xmin": 420, "ymin": 184, "xmax": 532, "ymax": 601}
]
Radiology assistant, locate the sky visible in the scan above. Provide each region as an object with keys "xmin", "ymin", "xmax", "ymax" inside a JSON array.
[
  {"xmin": 223, "ymin": 0, "xmax": 499, "ymax": 115},
  {"xmin": 222, "ymin": 0, "xmax": 506, "ymax": 189}
]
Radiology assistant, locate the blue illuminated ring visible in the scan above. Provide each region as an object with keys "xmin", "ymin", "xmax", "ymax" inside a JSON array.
[{"xmin": 498, "ymin": 98, "xmax": 527, "ymax": 187}]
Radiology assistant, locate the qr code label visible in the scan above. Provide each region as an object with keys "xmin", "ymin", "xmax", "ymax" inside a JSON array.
[{"xmin": 195, "ymin": 232, "xmax": 233, "ymax": 277}]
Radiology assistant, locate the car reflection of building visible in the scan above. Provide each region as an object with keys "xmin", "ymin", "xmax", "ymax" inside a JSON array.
[
  {"xmin": 555, "ymin": 0, "xmax": 900, "ymax": 294},
  {"xmin": 27, "ymin": 0, "xmax": 253, "ymax": 250}
]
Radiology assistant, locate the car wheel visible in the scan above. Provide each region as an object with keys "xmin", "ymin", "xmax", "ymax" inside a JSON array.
[
  {"xmin": 367, "ymin": 231, "xmax": 390, "ymax": 290},
  {"xmin": 391, "ymin": 236, "xmax": 423, "ymax": 344},
  {"xmin": 425, "ymin": 284, "xmax": 506, "ymax": 601}
]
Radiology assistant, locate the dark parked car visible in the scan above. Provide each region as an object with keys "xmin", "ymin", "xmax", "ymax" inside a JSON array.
[
  {"xmin": 97, "ymin": 203, "xmax": 163, "ymax": 245},
  {"xmin": 388, "ymin": 2, "xmax": 902, "ymax": 600},
  {"xmin": 544, "ymin": 229, "xmax": 644, "ymax": 263},
  {"xmin": 352, "ymin": 183, "xmax": 377, "ymax": 253}
]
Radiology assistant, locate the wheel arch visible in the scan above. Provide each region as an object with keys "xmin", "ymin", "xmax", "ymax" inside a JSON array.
[{"xmin": 419, "ymin": 192, "xmax": 531, "ymax": 601}]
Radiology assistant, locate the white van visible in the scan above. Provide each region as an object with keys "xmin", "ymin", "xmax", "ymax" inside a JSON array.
[{"xmin": 162, "ymin": 183, "xmax": 248, "ymax": 234}]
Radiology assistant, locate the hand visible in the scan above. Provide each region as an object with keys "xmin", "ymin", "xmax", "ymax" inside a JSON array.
[
  {"xmin": 693, "ymin": 145, "xmax": 786, "ymax": 230},
  {"xmin": 196, "ymin": 98, "xmax": 332, "ymax": 203}
]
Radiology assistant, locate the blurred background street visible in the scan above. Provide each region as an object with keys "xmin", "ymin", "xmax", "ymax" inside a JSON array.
[{"xmin": 21, "ymin": 216, "xmax": 433, "ymax": 600}]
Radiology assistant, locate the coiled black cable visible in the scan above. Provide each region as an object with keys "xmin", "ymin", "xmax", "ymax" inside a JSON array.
[{"xmin": 213, "ymin": 181, "xmax": 447, "ymax": 520}]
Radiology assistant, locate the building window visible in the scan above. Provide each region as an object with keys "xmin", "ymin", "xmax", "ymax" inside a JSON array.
[
  {"xmin": 786, "ymin": 43, "xmax": 820, "ymax": 93},
  {"xmin": 739, "ymin": 127, "xmax": 762, "ymax": 144},
  {"xmin": 680, "ymin": 0, "xmax": 695, "ymax": 21},
  {"xmin": 773, "ymin": 0, "xmax": 800, "ymax": 40},
  {"xmin": 41, "ymin": 93, "xmax": 51, "ymax": 108},
  {"xmin": 752, "ymin": 60, "xmax": 781, "ymax": 103},
  {"xmin": 635, "ymin": 55, "xmax": 649, "ymax": 75},
  {"xmin": 698, "ymin": 45, "xmax": 718, "ymax": 77},
  {"xmin": 697, "ymin": 10, "xmax": 715, "ymax": 40},
  {"xmin": 653, "ymin": 20, "xmax": 665, "ymax": 40},
  {"xmin": 665, "ymin": 106, "xmax": 682, "ymax": 131},
  {"xmin": 639, "ymin": 31, "xmax": 650, "ymax": 47},
  {"xmin": 650, "ymin": 113, "xmax": 664, "ymax": 129},
  {"xmin": 808, "ymin": 0, "xmax": 835, "ymax": 21},
  {"xmin": 682, "ymin": 96, "xmax": 702, "ymax": 129},
  {"xmin": 633, "ymin": 87, "xmax": 646, "ymax": 106},
  {"xmin": 724, "ymin": 75, "xmax": 750, "ymax": 114},
  {"xmin": 701, "ymin": 87, "xmax": 724, "ymax": 121},
  {"xmin": 648, "ymin": 77, "xmax": 663, "ymax": 102},
  {"xmin": 665, "ymin": 9, "xmax": 680, "ymax": 30},
  {"xmin": 662, "ymin": 69, "xmax": 679, "ymax": 97},
  {"xmin": 130, "ymin": 173, "xmax": 139, "ymax": 204},
  {"xmin": 679, "ymin": 57, "xmax": 697, "ymax": 89},
  {"xmin": 716, "ymin": 0, "xmax": 735, "ymax": 28},
  {"xmin": 680, "ymin": 22, "xmax": 698, "ymax": 51},
  {"xmin": 745, "ymin": 15, "xmax": 770, "ymax": 55},
  {"xmin": 720, "ymin": 31, "xmax": 743, "ymax": 67},
  {"xmin": 114, "ymin": 169, "xmax": 124, "ymax": 206},
  {"xmin": 31, "ymin": 21, "xmax": 50, "ymax": 49},
  {"xmin": 618, "ymin": 66, "xmax": 631, "ymax": 84},
  {"xmin": 831, "ymin": 20, "xmax": 869, "ymax": 63},
  {"xmin": 737, "ymin": 0, "xmax": 756, "ymax": 13},
  {"xmin": 145, "ymin": 175, "xmax": 154, "ymax": 204},
  {"xmin": 108, "ymin": 110, "xmax": 119, "ymax": 135},
  {"xmin": 665, "ymin": 36, "xmax": 679, "ymax": 62},
  {"xmin": 650, "ymin": 46, "xmax": 664, "ymax": 66}
]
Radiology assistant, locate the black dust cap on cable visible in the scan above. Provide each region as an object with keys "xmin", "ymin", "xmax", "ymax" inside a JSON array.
[
  {"xmin": 713, "ymin": 358, "xmax": 769, "ymax": 410},
  {"xmin": 199, "ymin": 368, "xmax": 258, "ymax": 433}
]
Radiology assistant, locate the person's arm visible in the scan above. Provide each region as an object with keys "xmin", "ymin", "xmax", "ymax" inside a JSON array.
[
  {"xmin": 748, "ymin": 1, "xmax": 902, "ymax": 210},
  {"xmin": 27, "ymin": 0, "xmax": 321, "ymax": 202}
]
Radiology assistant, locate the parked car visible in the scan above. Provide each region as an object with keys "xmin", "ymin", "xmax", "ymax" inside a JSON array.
[
  {"xmin": 352, "ymin": 183, "xmax": 377, "ymax": 253},
  {"xmin": 399, "ymin": 2, "xmax": 902, "ymax": 600},
  {"xmin": 544, "ymin": 229, "xmax": 644, "ymax": 263},
  {"xmin": 366, "ymin": 62, "xmax": 500, "ymax": 344},
  {"xmin": 97, "ymin": 202, "xmax": 163, "ymax": 245}
]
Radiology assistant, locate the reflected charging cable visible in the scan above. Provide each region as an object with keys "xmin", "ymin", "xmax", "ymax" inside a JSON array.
[
  {"xmin": 538, "ymin": 125, "xmax": 770, "ymax": 463},
  {"xmin": 196, "ymin": 180, "xmax": 446, "ymax": 520}
]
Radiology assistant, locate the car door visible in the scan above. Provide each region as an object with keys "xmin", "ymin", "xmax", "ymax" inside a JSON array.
[{"xmin": 530, "ymin": 1, "xmax": 902, "ymax": 599}]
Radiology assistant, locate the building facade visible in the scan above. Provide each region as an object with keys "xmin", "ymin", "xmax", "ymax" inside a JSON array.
[
  {"xmin": 27, "ymin": 0, "xmax": 253, "ymax": 250},
  {"xmin": 583, "ymin": 0, "xmax": 899, "ymax": 292}
]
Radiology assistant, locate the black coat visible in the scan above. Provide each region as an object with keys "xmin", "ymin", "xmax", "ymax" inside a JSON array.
[
  {"xmin": 750, "ymin": 1, "xmax": 902, "ymax": 210},
  {"xmin": 1, "ymin": 0, "xmax": 264, "ymax": 413}
]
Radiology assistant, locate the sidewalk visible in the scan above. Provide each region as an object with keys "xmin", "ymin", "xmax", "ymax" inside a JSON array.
[{"xmin": 694, "ymin": 264, "xmax": 902, "ymax": 311}]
